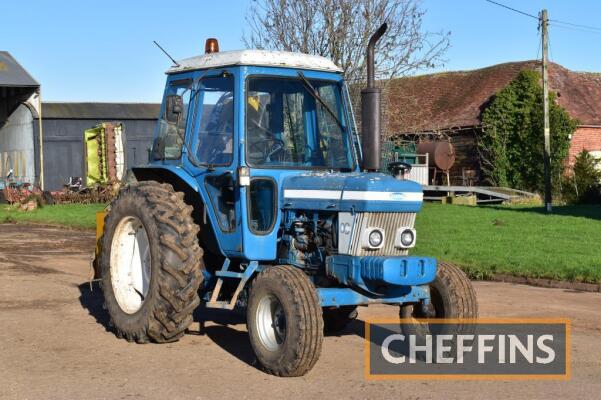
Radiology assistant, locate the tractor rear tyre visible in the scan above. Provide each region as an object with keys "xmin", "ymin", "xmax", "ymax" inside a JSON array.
[
  {"xmin": 100, "ymin": 181, "xmax": 204, "ymax": 343},
  {"xmin": 247, "ymin": 265, "xmax": 323, "ymax": 377},
  {"xmin": 400, "ymin": 262, "xmax": 478, "ymax": 337},
  {"xmin": 322, "ymin": 306, "xmax": 358, "ymax": 333}
]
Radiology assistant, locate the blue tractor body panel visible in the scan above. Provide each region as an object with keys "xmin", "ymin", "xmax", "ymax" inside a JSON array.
[
  {"xmin": 281, "ymin": 172, "xmax": 423, "ymax": 212},
  {"xmin": 326, "ymin": 255, "xmax": 436, "ymax": 290},
  {"xmin": 136, "ymin": 62, "xmax": 438, "ymax": 308},
  {"xmin": 317, "ymin": 285, "xmax": 430, "ymax": 307}
]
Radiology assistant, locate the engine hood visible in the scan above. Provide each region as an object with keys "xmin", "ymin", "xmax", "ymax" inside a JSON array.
[{"xmin": 281, "ymin": 172, "xmax": 423, "ymax": 212}]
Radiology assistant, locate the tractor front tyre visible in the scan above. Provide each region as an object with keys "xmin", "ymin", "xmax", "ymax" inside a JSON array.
[
  {"xmin": 322, "ymin": 306, "xmax": 358, "ymax": 333},
  {"xmin": 400, "ymin": 262, "xmax": 478, "ymax": 337},
  {"xmin": 100, "ymin": 181, "xmax": 204, "ymax": 343},
  {"xmin": 247, "ymin": 265, "xmax": 323, "ymax": 377}
]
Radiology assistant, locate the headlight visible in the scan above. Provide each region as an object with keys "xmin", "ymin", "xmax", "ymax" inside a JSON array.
[
  {"xmin": 361, "ymin": 227, "xmax": 385, "ymax": 250},
  {"xmin": 368, "ymin": 229, "xmax": 383, "ymax": 247},
  {"xmin": 395, "ymin": 227, "xmax": 416, "ymax": 249}
]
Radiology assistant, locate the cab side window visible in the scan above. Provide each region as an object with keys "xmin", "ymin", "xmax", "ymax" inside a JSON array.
[
  {"xmin": 152, "ymin": 79, "xmax": 193, "ymax": 160},
  {"xmin": 195, "ymin": 76, "xmax": 235, "ymax": 165}
]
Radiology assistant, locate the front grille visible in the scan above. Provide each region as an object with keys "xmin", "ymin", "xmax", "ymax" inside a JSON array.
[{"xmin": 349, "ymin": 212, "xmax": 416, "ymax": 256}]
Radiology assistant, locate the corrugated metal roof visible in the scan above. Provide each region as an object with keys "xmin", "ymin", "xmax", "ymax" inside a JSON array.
[
  {"xmin": 42, "ymin": 102, "xmax": 161, "ymax": 119},
  {"xmin": 0, "ymin": 51, "xmax": 39, "ymax": 87}
]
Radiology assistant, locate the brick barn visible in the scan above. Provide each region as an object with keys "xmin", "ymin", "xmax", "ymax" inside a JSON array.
[{"xmin": 385, "ymin": 60, "xmax": 601, "ymax": 185}]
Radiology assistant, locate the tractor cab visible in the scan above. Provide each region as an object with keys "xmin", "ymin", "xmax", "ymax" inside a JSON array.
[{"xmin": 141, "ymin": 42, "xmax": 423, "ymax": 262}]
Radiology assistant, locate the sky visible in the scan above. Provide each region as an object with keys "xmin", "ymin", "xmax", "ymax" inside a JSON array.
[{"xmin": 3, "ymin": 0, "xmax": 601, "ymax": 103}]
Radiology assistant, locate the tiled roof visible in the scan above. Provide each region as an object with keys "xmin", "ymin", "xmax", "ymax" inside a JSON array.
[{"xmin": 386, "ymin": 60, "xmax": 601, "ymax": 133}]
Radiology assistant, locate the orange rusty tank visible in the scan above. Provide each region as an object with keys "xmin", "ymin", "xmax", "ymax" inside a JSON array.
[{"xmin": 416, "ymin": 140, "xmax": 456, "ymax": 171}]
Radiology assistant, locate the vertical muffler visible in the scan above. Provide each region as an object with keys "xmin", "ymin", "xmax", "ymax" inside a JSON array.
[{"xmin": 361, "ymin": 23, "xmax": 388, "ymax": 172}]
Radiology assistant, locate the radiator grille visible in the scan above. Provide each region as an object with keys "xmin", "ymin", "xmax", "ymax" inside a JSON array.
[{"xmin": 349, "ymin": 212, "xmax": 416, "ymax": 256}]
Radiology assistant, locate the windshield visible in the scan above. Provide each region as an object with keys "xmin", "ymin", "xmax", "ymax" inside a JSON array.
[
  {"xmin": 246, "ymin": 77, "xmax": 355, "ymax": 170},
  {"xmin": 153, "ymin": 79, "xmax": 192, "ymax": 160}
]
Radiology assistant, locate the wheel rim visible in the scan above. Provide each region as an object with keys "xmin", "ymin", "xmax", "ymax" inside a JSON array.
[
  {"xmin": 110, "ymin": 216, "xmax": 152, "ymax": 314},
  {"xmin": 255, "ymin": 294, "xmax": 286, "ymax": 352}
]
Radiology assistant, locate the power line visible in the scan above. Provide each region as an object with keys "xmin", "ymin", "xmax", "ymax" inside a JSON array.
[
  {"xmin": 484, "ymin": 0, "xmax": 538, "ymax": 20},
  {"xmin": 485, "ymin": 0, "xmax": 601, "ymax": 36},
  {"xmin": 549, "ymin": 22, "xmax": 601, "ymax": 36},
  {"xmin": 550, "ymin": 18, "xmax": 601, "ymax": 33}
]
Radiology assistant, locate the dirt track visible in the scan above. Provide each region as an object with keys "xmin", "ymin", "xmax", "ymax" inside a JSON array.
[{"xmin": 1, "ymin": 224, "xmax": 600, "ymax": 400}]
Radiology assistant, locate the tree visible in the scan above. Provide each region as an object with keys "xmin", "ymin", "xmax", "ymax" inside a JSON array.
[
  {"xmin": 243, "ymin": 0, "xmax": 450, "ymax": 84},
  {"xmin": 566, "ymin": 150, "xmax": 601, "ymax": 204},
  {"xmin": 479, "ymin": 70, "xmax": 577, "ymax": 192}
]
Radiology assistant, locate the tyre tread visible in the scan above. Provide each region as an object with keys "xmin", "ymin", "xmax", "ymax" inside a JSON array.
[
  {"xmin": 248, "ymin": 265, "xmax": 323, "ymax": 377},
  {"xmin": 101, "ymin": 180, "xmax": 204, "ymax": 344}
]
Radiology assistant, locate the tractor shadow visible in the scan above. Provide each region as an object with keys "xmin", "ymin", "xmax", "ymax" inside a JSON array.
[
  {"xmin": 328, "ymin": 318, "xmax": 367, "ymax": 339},
  {"xmin": 77, "ymin": 284, "xmax": 258, "ymax": 368},
  {"xmin": 77, "ymin": 281, "xmax": 113, "ymax": 334},
  {"xmin": 77, "ymin": 284, "xmax": 400, "ymax": 368},
  {"xmin": 190, "ymin": 306, "xmax": 258, "ymax": 367}
]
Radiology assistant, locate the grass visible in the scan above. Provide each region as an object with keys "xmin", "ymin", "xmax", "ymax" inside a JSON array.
[
  {"xmin": 414, "ymin": 203, "xmax": 601, "ymax": 283},
  {"xmin": 1, "ymin": 202, "xmax": 600, "ymax": 283},
  {"xmin": 0, "ymin": 203, "xmax": 106, "ymax": 230}
]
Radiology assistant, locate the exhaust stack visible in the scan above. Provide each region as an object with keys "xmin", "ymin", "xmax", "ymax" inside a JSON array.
[{"xmin": 361, "ymin": 23, "xmax": 388, "ymax": 172}]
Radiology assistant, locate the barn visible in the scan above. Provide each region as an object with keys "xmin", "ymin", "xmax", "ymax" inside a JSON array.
[
  {"xmin": 385, "ymin": 60, "xmax": 601, "ymax": 185},
  {"xmin": 0, "ymin": 51, "xmax": 40, "ymax": 186},
  {"xmin": 0, "ymin": 51, "xmax": 159, "ymax": 191},
  {"xmin": 40, "ymin": 103, "xmax": 159, "ymax": 190}
]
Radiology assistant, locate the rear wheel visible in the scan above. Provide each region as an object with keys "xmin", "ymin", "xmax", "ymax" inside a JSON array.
[
  {"xmin": 400, "ymin": 262, "xmax": 478, "ymax": 337},
  {"xmin": 100, "ymin": 181, "xmax": 204, "ymax": 343},
  {"xmin": 247, "ymin": 265, "xmax": 323, "ymax": 376}
]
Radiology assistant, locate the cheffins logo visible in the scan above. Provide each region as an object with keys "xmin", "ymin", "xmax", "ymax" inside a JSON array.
[{"xmin": 365, "ymin": 318, "xmax": 570, "ymax": 380}]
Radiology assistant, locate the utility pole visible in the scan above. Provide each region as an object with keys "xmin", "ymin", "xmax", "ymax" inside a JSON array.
[{"xmin": 541, "ymin": 9, "xmax": 552, "ymax": 213}]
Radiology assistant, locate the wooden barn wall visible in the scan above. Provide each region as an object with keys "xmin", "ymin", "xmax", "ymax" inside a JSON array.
[
  {"xmin": 392, "ymin": 128, "xmax": 483, "ymax": 186},
  {"xmin": 447, "ymin": 129, "xmax": 481, "ymax": 185}
]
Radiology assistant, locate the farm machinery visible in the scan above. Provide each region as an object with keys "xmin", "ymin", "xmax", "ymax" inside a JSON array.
[
  {"xmin": 98, "ymin": 25, "xmax": 478, "ymax": 376},
  {"xmin": 1, "ymin": 122, "xmax": 124, "ymax": 206}
]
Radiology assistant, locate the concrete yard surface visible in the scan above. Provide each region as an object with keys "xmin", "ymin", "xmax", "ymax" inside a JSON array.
[{"xmin": 1, "ymin": 224, "xmax": 600, "ymax": 400}]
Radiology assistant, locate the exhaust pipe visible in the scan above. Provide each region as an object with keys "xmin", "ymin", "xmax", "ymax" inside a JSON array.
[{"xmin": 361, "ymin": 23, "xmax": 388, "ymax": 172}]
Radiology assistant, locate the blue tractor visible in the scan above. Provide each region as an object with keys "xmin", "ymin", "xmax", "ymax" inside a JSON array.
[{"xmin": 99, "ymin": 25, "xmax": 478, "ymax": 376}]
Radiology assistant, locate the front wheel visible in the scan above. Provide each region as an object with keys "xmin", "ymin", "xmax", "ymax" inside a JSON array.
[
  {"xmin": 247, "ymin": 265, "xmax": 323, "ymax": 377},
  {"xmin": 400, "ymin": 262, "xmax": 478, "ymax": 337}
]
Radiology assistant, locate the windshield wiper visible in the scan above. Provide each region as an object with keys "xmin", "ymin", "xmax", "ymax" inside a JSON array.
[{"xmin": 297, "ymin": 72, "xmax": 345, "ymax": 131}]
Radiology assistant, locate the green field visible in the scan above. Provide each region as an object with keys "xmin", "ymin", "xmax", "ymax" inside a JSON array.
[
  {"xmin": 414, "ymin": 203, "xmax": 601, "ymax": 283},
  {"xmin": 0, "ymin": 203, "xmax": 105, "ymax": 230},
  {"xmin": 1, "ymin": 202, "xmax": 600, "ymax": 282}
]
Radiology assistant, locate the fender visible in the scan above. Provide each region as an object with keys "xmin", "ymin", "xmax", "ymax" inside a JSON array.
[
  {"xmin": 132, "ymin": 165, "xmax": 201, "ymax": 193},
  {"xmin": 131, "ymin": 165, "xmax": 226, "ymax": 258}
]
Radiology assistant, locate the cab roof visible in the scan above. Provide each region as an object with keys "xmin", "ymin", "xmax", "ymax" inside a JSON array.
[{"xmin": 167, "ymin": 50, "xmax": 343, "ymax": 74}]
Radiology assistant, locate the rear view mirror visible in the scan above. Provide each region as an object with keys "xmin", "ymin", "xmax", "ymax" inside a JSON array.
[{"xmin": 165, "ymin": 95, "xmax": 183, "ymax": 124}]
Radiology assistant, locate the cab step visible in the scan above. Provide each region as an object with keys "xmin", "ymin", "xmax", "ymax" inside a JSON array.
[{"xmin": 205, "ymin": 260, "xmax": 258, "ymax": 310}]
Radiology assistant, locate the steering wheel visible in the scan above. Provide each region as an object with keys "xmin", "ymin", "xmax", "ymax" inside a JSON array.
[
  {"xmin": 387, "ymin": 161, "xmax": 413, "ymax": 177},
  {"xmin": 247, "ymin": 119, "xmax": 293, "ymax": 163},
  {"xmin": 248, "ymin": 136, "xmax": 291, "ymax": 164}
]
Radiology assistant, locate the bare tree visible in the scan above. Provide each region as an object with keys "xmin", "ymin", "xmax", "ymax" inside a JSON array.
[
  {"xmin": 244, "ymin": 0, "xmax": 449, "ymax": 138},
  {"xmin": 243, "ymin": 0, "xmax": 450, "ymax": 84}
]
